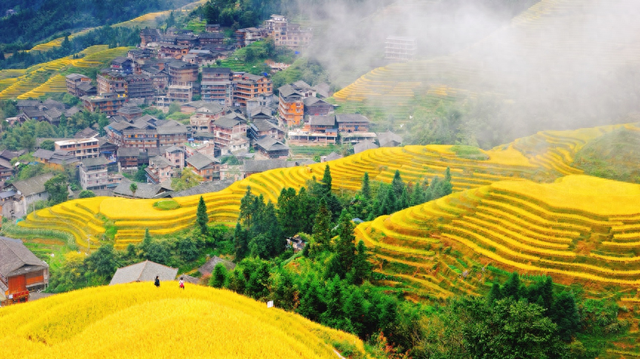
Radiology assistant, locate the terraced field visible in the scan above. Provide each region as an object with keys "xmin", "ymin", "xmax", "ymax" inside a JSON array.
[
  {"xmin": 356, "ymin": 175, "xmax": 640, "ymax": 298},
  {"xmin": 0, "ymin": 46, "xmax": 130, "ymax": 100},
  {"xmin": 0, "ymin": 282, "xmax": 365, "ymax": 358},
  {"xmin": 14, "ymin": 123, "xmax": 628, "ymax": 250}
]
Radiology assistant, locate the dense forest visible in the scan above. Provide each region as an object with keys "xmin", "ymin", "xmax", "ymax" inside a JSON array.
[{"xmin": 0, "ymin": 0, "xmax": 193, "ymax": 47}]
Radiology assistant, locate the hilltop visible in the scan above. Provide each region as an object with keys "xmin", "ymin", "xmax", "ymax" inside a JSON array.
[{"xmin": 0, "ymin": 282, "xmax": 365, "ymax": 358}]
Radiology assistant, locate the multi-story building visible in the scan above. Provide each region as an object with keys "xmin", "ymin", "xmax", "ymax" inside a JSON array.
[
  {"xmin": 235, "ymin": 27, "xmax": 265, "ymax": 47},
  {"xmin": 201, "ymin": 67, "xmax": 233, "ymax": 105},
  {"xmin": 126, "ymin": 74, "xmax": 155, "ymax": 100},
  {"xmin": 79, "ymin": 157, "xmax": 109, "ymax": 190},
  {"xmin": 163, "ymin": 146, "xmax": 185, "ymax": 169},
  {"xmin": 199, "ymin": 32, "xmax": 225, "ymax": 46},
  {"xmin": 336, "ymin": 114, "xmax": 370, "ymax": 133},
  {"xmin": 140, "ymin": 28, "xmax": 162, "ymax": 47},
  {"xmin": 116, "ymin": 104, "xmax": 143, "ymax": 120},
  {"xmin": 288, "ymin": 115, "xmax": 338, "ymax": 145},
  {"xmin": 233, "ymin": 73, "xmax": 272, "ymax": 107},
  {"xmin": 304, "ymin": 97, "xmax": 333, "ymax": 117},
  {"xmin": 278, "ymin": 84, "xmax": 305, "ymax": 126},
  {"xmin": 123, "ymin": 128, "xmax": 158, "ymax": 149},
  {"xmin": 117, "ymin": 147, "xmax": 140, "ymax": 170},
  {"xmin": 186, "ymin": 152, "xmax": 220, "ymax": 182},
  {"xmin": 167, "ymin": 61, "xmax": 199, "ymax": 103},
  {"xmin": 211, "ymin": 113, "xmax": 249, "ymax": 148},
  {"xmin": 54, "ymin": 137, "xmax": 100, "ymax": 160},
  {"xmin": 263, "ymin": 14, "xmax": 312, "ymax": 50},
  {"xmin": 248, "ymin": 118, "xmax": 285, "ymax": 141},
  {"xmin": 254, "ymin": 136, "xmax": 290, "ymax": 158},
  {"xmin": 97, "ymin": 71, "xmax": 127, "ymax": 95},
  {"xmin": 66, "ymin": 74, "xmax": 93, "ymax": 97},
  {"xmin": 159, "ymin": 44, "xmax": 189, "ymax": 59},
  {"xmin": 385, "ymin": 36, "xmax": 417, "ymax": 62},
  {"xmin": 157, "ymin": 121, "xmax": 189, "ymax": 147},
  {"xmin": 205, "ymin": 24, "xmax": 221, "ymax": 33},
  {"xmin": 145, "ymin": 156, "xmax": 175, "ymax": 184},
  {"xmin": 111, "ymin": 57, "xmax": 134, "ymax": 75},
  {"xmin": 81, "ymin": 93, "xmax": 127, "ymax": 116}
]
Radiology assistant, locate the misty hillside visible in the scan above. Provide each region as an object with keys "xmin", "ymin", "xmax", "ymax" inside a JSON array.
[{"xmin": 0, "ymin": 0, "xmax": 194, "ymax": 46}]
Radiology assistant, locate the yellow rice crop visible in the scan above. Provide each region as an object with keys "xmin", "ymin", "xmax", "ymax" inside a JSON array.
[{"xmin": 0, "ymin": 282, "xmax": 364, "ymax": 358}]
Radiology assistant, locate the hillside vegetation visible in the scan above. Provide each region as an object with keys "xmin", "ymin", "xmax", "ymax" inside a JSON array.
[
  {"xmin": 573, "ymin": 124, "xmax": 640, "ymax": 183},
  {"xmin": 0, "ymin": 282, "xmax": 365, "ymax": 358},
  {"xmin": 12, "ymin": 123, "xmax": 631, "ymax": 250}
]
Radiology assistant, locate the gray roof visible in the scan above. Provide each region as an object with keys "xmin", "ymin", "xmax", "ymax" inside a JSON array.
[
  {"xmin": 12, "ymin": 173, "xmax": 55, "ymax": 196},
  {"xmin": 324, "ymin": 152, "xmax": 343, "ymax": 161},
  {"xmin": 157, "ymin": 120, "xmax": 188, "ymax": 135},
  {"xmin": 0, "ymin": 237, "xmax": 48, "ymax": 278},
  {"xmin": 214, "ymin": 114, "xmax": 246, "ymax": 129},
  {"xmin": 186, "ymin": 152, "xmax": 219, "ymax": 170},
  {"xmin": 33, "ymin": 148, "xmax": 54, "ymax": 160},
  {"xmin": 113, "ymin": 178, "xmax": 170, "ymax": 199},
  {"xmin": 309, "ymin": 115, "xmax": 336, "ymax": 127},
  {"xmin": 250, "ymin": 106, "xmax": 272, "ymax": 118},
  {"xmin": 243, "ymin": 159, "xmax": 294, "ymax": 173},
  {"xmin": 149, "ymin": 156, "xmax": 173, "ymax": 168},
  {"xmin": 43, "ymin": 99, "xmax": 65, "ymax": 110},
  {"xmin": 22, "ymin": 108, "xmax": 46, "ymax": 118},
  {"xmin": 117, "ymin": 105, "xmax": 143, "ymax": 115},
  {"xmin": 278, "ymin": 84, "xmax": 302, "ymax": 99},
  {"xmin": 377, "ymin": 131, "xmax": 403, "ymax": 147},
  {"xmin": 66, "ymin": 73, "xmax": 89, "ymax": 81},
  {"xmin": 255, "ymin": 136, "xmax": 289, "ymax": 152},
  {"xmin": 196, "ymin": 103, "xmax": 226, "ymax": 114},
  {"xmin": 353, "ymin": 140, "xmax": 379, "ymax": 154},
  {"xmin": 117, "ymin": 147, "xmax": 140, "ymax": 157},
  {"xmin": 75, "ymin": 127, "xmax": 99, "ymax": 139},
  {"xmin": 292, "ymin": 80, "xmax": 312, "ymax": 90},
  {"xmin": 198, "ymin": 256, "xmax": 236, "ymax": 276},
  {"xmin": 109, "ymin": 260, "xmax": 178, "ymax": 285},
  {"xmin": 336, "ymin": 114, "xmax": 369, "ymax": 123},
  {"xmin": 252, "ymin": 118, "xmax": 280, "ymax": 132},
  {"xmin": 81, "ymin": 156, "xmax": 109, "ymax": 168},
  {"xmin": 202, "ymin": 67, "xmax": 231, "ymax": 74},
  {"xmin": 171, "ymin": 180, "xmax": 233, "ymax": 198},
  {"xmin": 0, "ymin": 157, "xmax": 11, "ymax": 170},
  {"xmin": 17, "ymin": 100, "xmax": 41, "ymax": 108},
  {"xmin": 0, "ymin": 150, "xmax": 18, "ymax": 161},
  {"xmin": 164, "ymin": 146, "xmax": 184, "ymax": 154}
]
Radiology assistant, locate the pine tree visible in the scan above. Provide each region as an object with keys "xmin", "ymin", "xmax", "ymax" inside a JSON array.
[
  {"xmin": 488, "ymin": 282, "xmax": 503, "ymax": 304},
  {"xmin": 411, "ymin": 180, "xmax": 425, "ymax": 206},
  {"xmin": 312, "ymin": 198, "xmax": 332, "ymax": 253},
  {"xmin": 321, "ymin": 165, "xmax": 332, "ymax": 195},
  {"xmin": 361, "ymin": 172, "xmax": 371, "ymax": 200},
  {"xmin": 550, "ymin": 292, "xmax": 580, "ymax": 342},
  {"xmin": 263, "ymin": 202, "xmax": 284, "ymax": 257},
  {"xmin": 239, "ymin": 187, "xmax": 255, "ymax": 229},
  {"xmin": 352, "ymin": 240, "xmax": 372, "ymax": 285},
  {"xmin": 234, "ymin": 223, "xmax": 250, "ymax": 261},
  {"xmin": 321, "ymin": 275, "xmax": 346, "ymax": 328},
  {"xmin": 391, "ymin": 170, "xmax": 404, "ymax": 196},
  {"xmin": 141, "ymin": 228, "xmax": 152, "ymax": 253},
  {"xmin": 400, "ymin": 187, "xmax": 410, "ymax": 210},
  {"xmin": 277, "ymin": 188, "xmax": 299, "ymax": 237},
  {"xmin": 502, "ymin": 272, "xmax": 522, "ymax": 300},
  {"xmin": 196, "ymin": 196, "xmax": 208, "ymax": 235},
  {"xmin": 343, "ymin": 288, "xmax": 367, "ymax": 337},
  {"xmin": 333, "ymin": 210, "xmax": 357, "ymax": 278}
]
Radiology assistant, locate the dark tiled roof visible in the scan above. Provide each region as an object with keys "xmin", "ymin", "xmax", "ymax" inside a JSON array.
[
  {"xmin": 324, "ymin": 152, "xmax": 343, "ymax": 161},
  {"xmin": 255, "ymin": 136, "xmax": 289, "ymax": 152},
  {"xmin": 33, "ymin": 148, "xmax": 54, "ymax": 160},
  {"xmin": 113, "ymin": 178, "xmax": 169, "ymax": 199},
  {"xmin": 353, "ymin": 140, "xmax": 379, "ymax": 154},
  {"xmin": 309, "ymin": 115, "xmax": 336, "ymax": 127},
  {"xmin": 81, "ymin": 156, "xmax": 109, "ymax": 167},
  {"xmin": 75, "ymin": 127, "xmax": 99, "ymax": 139},
  {"xmin": 110, "ymin": 260, "xmax": 178, "ymax": 285},
  {"xmin": 278, "ymin": 84, "xmax": 301, "ymax": 99},
  {"xmin": 186, "ymin": 152, "xmax": 219, "ymax": 170},
  {"xmin": 117, "ymin": 147, "xmax": 140, "ymax": 157},
  {"xmin": 243, "ymin": 159, "xmax": 294, "ymax": 173},
  {"xmin": 336, "ymin": 114, "xmax": 370, "ymax": 123},
  {"xmin": 252, "ymin": 118, "xmax": 280, "ymax": 132},
  {"xmin": 66, "ymin": 73, "xmax": 89, "ymax": 81},
  {"xmin": 12, "ymin": 173, "xmax": 55, "ymax": 196},
  {"xmin": 171, "ymin": 180, "xmax": 233, "ymax": 198},
  {"xmin": 377, "ymin": 131, "xmax": 403, "ymax": 147},
  {"xmin": 156, "ymin": 121, "xmax": 188, "ymax": 135},
  {"xmin": 0, "ymin": 237, "xmax": 48, "ymax": 278},
  {"xmin": 202, "ymin": 67, "xmax": 232, "ymax": 74}
]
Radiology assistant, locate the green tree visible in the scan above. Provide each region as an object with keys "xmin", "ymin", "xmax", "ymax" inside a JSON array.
[
  {"xmin": 351, "ymin": 240, "xmax": 372, "ymax": 285},
  {"xmin": 550, "ymin": 292, "xmax": 581, "ymax": 342},
  {"xmin": 234, "ymin": 223, "xmax": 250, "ymax": 261},
  {"xmin": 79, "ymin": 190, "xmax": 95, "ymax": 198},
  {"xmin": 321, "ymin": 165, "xmax": 332, "ymax": 195},
  {"xmin": 39, "ymin": 139, "xmax": 55, "ymax": 151},
  {"xmin": 44, "ymin": 174, "xmax": 68, "ymax": 205},
  {"xmin": 277, "ymin": 188, "xmax": 300, "ymax": 237},
  {"xmin": 502, "ymin": 272, "xmax": 522, "ymax": 300},
  {"xmin": 327, "ymin": 210, "xmax": 356, "ymax": 279},
  {"xmin": 85, "ymin": 244, "xmax": 117, "ymax": 279},
  {"xmin": 312, "ymin": 198, "xmax": 332, "ymax": 253},
  {"xmin": 196, "ymin": 196, "xmax": 209, "ymax": 235},
  {"xmin": 129, "ymin": 182, "xmax": 138, "ymax": 197},
  {"xmin": 361, "ymin": 172, "xmax": 371, "ymax": 200},
  {"xmin": 209, "ymin": 263, "xmax": 228, "ymax": 288},
  {"xmin": 391, "ymin": 170, "xmax": 404, "ymax": 196},
  {"xmin": 177, "ymin": 236, "xmax": 199, "ymax": 262},
  {"xmin": 171, "ymin": 168, "xmax": 203, "ymax": 191}
]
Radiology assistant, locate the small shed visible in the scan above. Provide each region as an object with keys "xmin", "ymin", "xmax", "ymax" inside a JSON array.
[
  {"xmin": 109, "ymin": 260, "xmax": 178, "ymax": 285},
  {"xmin": 0, "ymin": 237, "xmax": 49, "ymax": 302}
]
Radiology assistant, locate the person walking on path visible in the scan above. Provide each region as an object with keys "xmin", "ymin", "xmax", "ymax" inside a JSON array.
[
  {"xmin": 179, "ymin": 277, "xmax": 185, "ymax": 290},
  {"xmin": 154, "ymin": 276, "xmax": 160, "ymax": 288}
]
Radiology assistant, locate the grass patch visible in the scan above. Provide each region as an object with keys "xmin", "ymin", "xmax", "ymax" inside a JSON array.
[
  {"xmin": 450, "ymin": 145, "xmax": 490, "ymax": 160},
  {"xmin": 153, "ymin": 199, "xmax": 181, "ymax": 210}
]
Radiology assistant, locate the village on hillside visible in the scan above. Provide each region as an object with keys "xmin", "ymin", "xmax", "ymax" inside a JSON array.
[{"xmin": 0, "ymin": 14, "xmax": 403, "ymax": 219}]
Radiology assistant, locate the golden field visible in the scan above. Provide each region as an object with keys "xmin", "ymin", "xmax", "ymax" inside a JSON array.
[
  {"xmin": 15, "ymin": 123, "xmax": 628, "ymax": 250},
  {"xmin": 0, "ymin": 282, "xmax": 364, "ymax": 358},
  {"xmin": 356, "ymin": 175, "xmax": 640, "ymax": 298}
]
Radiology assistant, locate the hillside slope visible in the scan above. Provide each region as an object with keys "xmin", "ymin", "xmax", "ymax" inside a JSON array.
[
  {"xmin": 0, "ymin": 282, "xmax": 364, "ymax": 358},
  {"xmin": 355, "ymin": 175, "xmax": 640, "ymax": 298},
  {"xmin": 334, "ymin": 0, "xmax": 640, "ymax": 129},
  {"xmin": 11, "ymin": 123, "xmax": 630, "ymax": 250}
]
